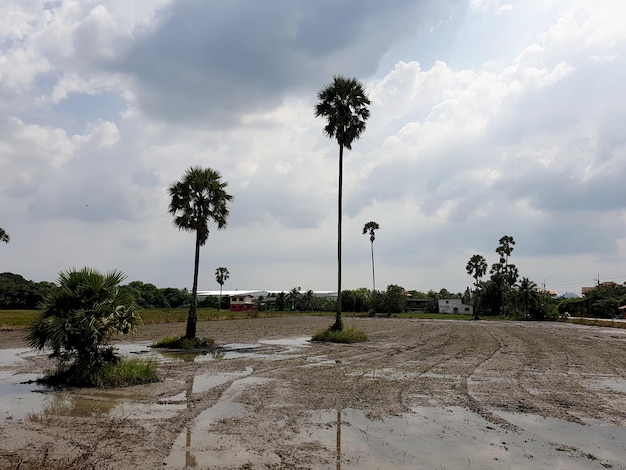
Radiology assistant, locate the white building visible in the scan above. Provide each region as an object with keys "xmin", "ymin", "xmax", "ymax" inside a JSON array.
[{"xmin": 438, "ymin": 298, "xmax": 473, "ymax": 315}]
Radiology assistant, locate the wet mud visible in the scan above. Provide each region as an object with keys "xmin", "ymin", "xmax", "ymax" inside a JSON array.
[{"xmin": 1, "ymin": 316, "xmax": 626, "ymax": 469}]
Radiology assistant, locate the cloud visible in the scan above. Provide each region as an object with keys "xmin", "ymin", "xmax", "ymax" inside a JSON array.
[{"xmin": 2, "ymin": 0, "xmax": 626, "ymax": 294}]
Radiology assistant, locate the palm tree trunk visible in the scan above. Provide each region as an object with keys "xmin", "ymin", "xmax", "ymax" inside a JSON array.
[
  {"xmin": 370, "ymin": 240, "xmax": 376, "ymax": 292},
  {"xmin": 218, "ymin": 285, "xmax": 222, "ymax": 312},
  {"xmin": 186, "ymin": 232, "xmax": 201, "ymax": 339},
  {"xmin": 334, "ymin": 143, "xmax": 344, "ymax": 331},
  {"xmin": 473, "ymin": 277, "xmax": 480, "ymax": 320}
]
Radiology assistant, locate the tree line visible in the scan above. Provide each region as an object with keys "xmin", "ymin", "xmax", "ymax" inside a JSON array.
[{"xmin": 465, "ymin": 235, "xmax": 626, "ymax": 320}]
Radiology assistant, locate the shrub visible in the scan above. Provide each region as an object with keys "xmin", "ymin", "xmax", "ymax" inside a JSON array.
[
  {"xmin": 311, "ymin": 325, "xmax": 368, "ymax": 343},
  {"xmin": 152, "ymin": 335, "xmax": 214, "ymax": 349},
  {"xmin": 28, "ymin": 267, "xmax": 141, "ymax": 387}
]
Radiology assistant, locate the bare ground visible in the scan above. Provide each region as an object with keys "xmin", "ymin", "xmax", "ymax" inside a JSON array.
[{"xmin": 1, "ymin": 316, "xmax": 626, "ymax": 469}]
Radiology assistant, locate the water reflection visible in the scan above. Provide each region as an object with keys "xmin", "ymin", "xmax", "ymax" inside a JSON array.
[{"xmin": 336, "ymin": 409, "xmax": 342, "ymax": 470}]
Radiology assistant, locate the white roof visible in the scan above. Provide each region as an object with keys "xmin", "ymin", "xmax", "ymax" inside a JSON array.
[{"xmin": 196, "ymin": 290, "xmax": 337, "ymax": 298}]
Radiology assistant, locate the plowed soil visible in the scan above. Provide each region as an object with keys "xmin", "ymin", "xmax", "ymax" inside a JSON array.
[{"xmin": 1, "ymin": 316, "xmax": 626, "ymax": 469}]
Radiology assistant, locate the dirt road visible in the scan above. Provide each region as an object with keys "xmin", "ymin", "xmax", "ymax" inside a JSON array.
[{"xmin": 1, "ymin": 317, "xmax": 626, "ymax": 469}]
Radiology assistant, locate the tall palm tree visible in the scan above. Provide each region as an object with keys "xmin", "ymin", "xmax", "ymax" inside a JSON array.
[
  {"xmin": 466, "ymin": 254, "xmax": 487, "ymax": 320},
  {"xmin": 0, "ymin": 227, "xmax": 9, "ymax": 244},
  {"xmin": 168, "ymin": 167, "xmax": 233, "ymax": 339},
  {"xmin": 215, "ymin": 267, "xmax": 229, "ymax": 311},
  {"xmin": 315, "ymin": 76, "xmax": 371, "ymax": 331},
  {"xmin": 27, "ymin": 267, "xmax": 139, "ymax": 385},
  {"xmin": 362, "ymin": 221, "xmax": 380, "ymax": 293}
]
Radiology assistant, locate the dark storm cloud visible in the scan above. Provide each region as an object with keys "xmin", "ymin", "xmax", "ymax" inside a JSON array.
[{"xmin": 115, "ymin": 0, "xmax": 460, "ymax": 125}]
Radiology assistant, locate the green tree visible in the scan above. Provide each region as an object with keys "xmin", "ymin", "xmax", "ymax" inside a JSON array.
[
  {"xmin": 0, "ymin": 227, "xmax": 9, "ymax": 244},
  {"xmin": 304, "ymin": 289, "xmax": 314, "ymax": 311},
  {"xmin": 276, "ymin": 291, "xmax": 286, "ymax": 312},
  {"xmin": 288, "ymin": 287, "xmax": 301, "ymax": 311},
  {"xmin": 384, "ymin": 284, "xmax": 406, "ymax": 316},
  {"xmin": 27, "ymin": 267, "xmax": 139, "ymax": 385},
  {"xmin": 490, "ymin": 235, "xmax": 518, "ymax": 315},
  {"xmin": 362, "ymin": 221, "xmax": 380, "ymax": 293},
  {"xmin": 315, "ymin": 76, "xmax": 371, "ymax": 331},
  {"xmin": 466, "ymin": 254, "xmax": 487, "ymax": 320},
  {"xmin": 215, "ymin": 267, "xmax": 230, "ymax": 312},
  {"xmin": 168, "ymin": 166, "xmax": 233, "ymax": 339},
  {"xmin": 516, "ymin": 277, "xmax": 539, "ymax": 319}
]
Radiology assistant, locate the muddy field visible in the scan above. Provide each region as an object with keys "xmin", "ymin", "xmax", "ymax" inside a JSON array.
[{"xmin": 2, "ymin": 316, "xmax": 626, "ymax": 469}]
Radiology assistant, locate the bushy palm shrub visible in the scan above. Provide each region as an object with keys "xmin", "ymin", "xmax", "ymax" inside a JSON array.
[{"xmin": 28, "ymin": 267, "xmax": 141, "ymax": 386}]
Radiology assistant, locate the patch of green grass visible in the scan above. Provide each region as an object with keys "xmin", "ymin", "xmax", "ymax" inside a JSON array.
[
  {"xmin": 568, "ymin": 317, "xmax": 626, "ymax": 329},
  {"xmin": 152, "ymin": 335, "xmax": 215, "ymax": 349},
  {"xmin": 40, "ymin": 358, "xmax": 158, "ymax": 387},
  {"xmin": 395, "ymin": 312, "xmax": 473, "ymax": 320},
  {"xmin": 96, "ymin": 359, "xmax": 159, "ymax": 387},
  {"xmin": 0, "ymin": 309, "xmax": 40, "ymax": 329},
  {"xmin": 311, "ymin": 325, "xmax": 368, "ymax": 343}
]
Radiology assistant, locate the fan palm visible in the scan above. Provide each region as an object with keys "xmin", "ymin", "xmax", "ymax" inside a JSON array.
[
  {"xmin": 516, "ymin": 277, "xmax": 539, "ymax": 318},
  {"xmin": 315, "ymin": 76, "xmax": 371, "ymax": 331},
  {"xmin": 168, "ymin": 166, "xmax": 233, "ymax": 339},
  {"xmin": 362, "ymin": 221, "xmax": 380, "ymax": 293},
  {"xmin": 466, "ymin": 254, "xmax": 487, "ymax": 320},
  {"xmin": 27, "ymin": 267, "xmax": 139, "ymax": 384},
  {"xmin": 215, "ymin": 267, "xmax": 229, "ymax": 311}
]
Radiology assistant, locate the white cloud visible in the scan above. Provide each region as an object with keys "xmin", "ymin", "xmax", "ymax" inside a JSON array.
[{"xmin": 1, "ymin": 0, "xmax": 626, "ymax": 294}]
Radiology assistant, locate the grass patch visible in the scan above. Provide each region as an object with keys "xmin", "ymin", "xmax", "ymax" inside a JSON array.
[
  {"xmin": 311, "ymin": 325, "xmax": 368, "ymax": 343},
  {"xmin": 40, "ymin": 358, "xmax": 158, "ymax": 388},
  {"xmin": 567, "ymin": 317, "xmax": 626, "ymax": 329},
  {"xmin": 395, "ymin": 312, "xmax": 474, "ymax": 320},
  {"xmin": 0, "ymin": 308, "xmax": 337, "ymax": 329},
  {"xmin": 152, "ymin": 335, "xmax": 215, "ymax": 349},
  {"xmin": 0, "ymin": 309, "xmax": 40, "ymax": 329},
  {"xmin": 96, "ymin": 359, "xmax": 159, "ymax": 387}
]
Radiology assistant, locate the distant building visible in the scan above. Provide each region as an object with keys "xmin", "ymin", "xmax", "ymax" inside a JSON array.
[
  {"xmin": 438, "ymin": 298, "xmax": 473, "ymax": 315},
  {"xmin": 405, "ymin": 297, "xmax": 430, "ymax": 312},
  {"xmin": 229, "ymin": 294, "xmax": 257, "ymax": 311}
]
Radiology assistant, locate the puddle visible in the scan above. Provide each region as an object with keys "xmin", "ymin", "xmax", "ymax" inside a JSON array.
[
  {"xmin": 588, "ymin": 378, "xmax": 626, "ymax": 394},
  {"xmin": 0, "ymin": 348, "xmax": 35, "ymax": 367},
  {"xmin": 0, "ymin": 371, "xmax": 48, "ymax": 420},
  {"xmin": 192, "ymin": 367, "xmax": 253, "ymax": 394},
  {"xmin": 1, "ymin": 336, "xmax": 309, "ymax": 424},
  {"xmin": 165, "ymin": 376, "xmax": 270, "ymax": 468},
  {"xmin": 294, "ymin": 407, "xmax": 625, "ymax": 469}
]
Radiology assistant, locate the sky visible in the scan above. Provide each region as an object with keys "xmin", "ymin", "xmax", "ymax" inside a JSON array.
[{"xmin": 1, "ymin": 0, "xmax": 626, "ymax": 295}]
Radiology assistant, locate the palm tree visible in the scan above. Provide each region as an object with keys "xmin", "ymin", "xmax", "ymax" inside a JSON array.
[
  {"xmin": 315, "ymin": 76, "xmax": 371, "ymax": 331},
  {"xmin": 288, "ymin": 287, "xmax": 301, "ymax": 311},
  {"xmin": 276, "ymin": 291, "xmax": 286, "ymax": 312},
  {"xmin": 304, "ymin": 289, "xmax": 314, "ymax": 311},
  {"xmin": 466, "ymin": 254, "xmax": 487, "ymax": 320},
  {"xmin": 492, "ymin": 235, "xmax": 518, "ymax": 315},
  {"xmin": 0, "ymin": 227, "xmax": 9, "ymax": 244},
  {"xmin": 27, "ymin": 267, "xmax": 139, "ymax": 385},
  {"xmin": 215, "ymin": 267, "xmax": 230, "ymax": 311},
  {"xmin": 168, "ymin": 167, "xmax": 233, "ymax": 339},
  {"xmin": 516, "ymin": 277, "xmax": 539, "ymax": 318},
  {"xmin": 362, "ymin": 221, "xmax": 380, "ymax": 293}
]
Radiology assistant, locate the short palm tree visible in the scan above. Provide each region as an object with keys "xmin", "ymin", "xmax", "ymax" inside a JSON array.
[
  {"xmin": 362, "ymin": 221, "xmax": 380, "ymax": 292},
  {"xmin": 0, "ymin": 227, "xmax": 9, "ymax": 244},
  {"xmin": 288, "ymin": 287, "xmax": 301, "ymax": 311},
  {"xmin": 215, "ymin": 267, "xmax": 229, "ymax": 311},
  {"xmin": 315, "ymin": 76, "xmax": 371, "ymax": 331},
  {"xmin": 276, "ymin": 292, "xmax": 286, "ymax": 312},
  {"xmin": 516, "ymin": 277, "xmax": 539, "ymax": 318},
  {"xmin": 27, "ymin": 267, "xmax": 139, "ymax": 384},
  {"xmin": 168, "ymin": 167, "xmax": 233, "ymax": 339},
  {"xmin": 466, "ymin": 254, "xmax": 487, "ymax": 320}
]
